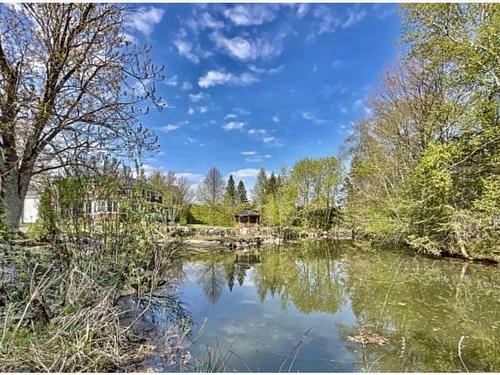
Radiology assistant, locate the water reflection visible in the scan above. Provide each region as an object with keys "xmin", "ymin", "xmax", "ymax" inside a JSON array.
[{"xmin": 181, "ymin": 241, "xmax": 500, "ymax": 372}]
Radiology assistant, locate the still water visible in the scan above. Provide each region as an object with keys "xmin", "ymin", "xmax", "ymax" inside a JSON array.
[{"xmin": 165, "ymin": 240, "xmax": 499, "ymax": 372}]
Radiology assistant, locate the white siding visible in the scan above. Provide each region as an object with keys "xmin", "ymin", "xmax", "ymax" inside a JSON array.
[{"xmin": 22, "ymin": 197, "xmax": 40, "ymax": 224}]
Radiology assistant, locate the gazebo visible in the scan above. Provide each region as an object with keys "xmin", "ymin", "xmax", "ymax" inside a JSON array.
[{"xmin": 234, "ymin": 209, "xmax": 260, "ymax": 227}]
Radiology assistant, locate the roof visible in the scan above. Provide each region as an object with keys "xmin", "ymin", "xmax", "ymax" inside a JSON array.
[{"xmin": 234, "ymin": 209, "xmax": 260, "ymax": 217}]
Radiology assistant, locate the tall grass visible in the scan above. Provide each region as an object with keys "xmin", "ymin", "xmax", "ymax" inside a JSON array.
[{"xmin": 0, "ymin": 164, "xmax": 186, "ymax": 371}]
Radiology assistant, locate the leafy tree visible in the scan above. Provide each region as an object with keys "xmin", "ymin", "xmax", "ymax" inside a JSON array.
[
  {"xmin": 346, "ymin": 4, "xmax": 500, "ymax": 261},
  {"xmin": 0, "ymin": 4, "xmax": 163, "ymax": 229},
  {"xmin": 252, "ymin": 168, "xmax": 268, "ymax": 208}
]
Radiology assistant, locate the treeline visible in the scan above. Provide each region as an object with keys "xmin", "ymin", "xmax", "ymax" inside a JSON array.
[
  {"xmin": 346, "ymin": 4, "xmax": 499, "ymax": 260},
  {"xmin": 182, "ymin": 156, "xmax": 344, "ymax": 229}
]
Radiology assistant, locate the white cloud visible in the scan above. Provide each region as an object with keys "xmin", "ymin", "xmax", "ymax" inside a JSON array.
[
  {"xmin": 176, "ymin": 172, "xmax": 203, "ymax": 183},
  {"xmin": 342, "ymin": 8, "xmax": 367, "ymax": 28},
  {"xmin": 230, "ymin": 168, "xmax": 261, "ymax": 178},
  {"xmin": 302, "ymin": 111, "xmax": 326, "ymax": 124},
  {"xmin": 182, "ymin": 81, "xmax": 193, "ymax": 90},
  {"xmin": 188, "ymin": 108, "xmax": 195, "ymax": 115},
  {"xmin": 162, "ymin": 124, "xmax": 179, "ymax": 133},
  {"xmin": 164, "ymin": 75, "xmax": 178, "ymax": 86},
  {"xmin": 248, "ymin": 128, "xmax": 267, "ymax": 136},
  {"xmin": 223, "ymin": 5, "xmax": 277, "ymax": 26},
  {"xmin": 263, "ymin": 136, "xmax": 276, "ymax": 143},
  {"xmin": 198, "ymin": 70, "xmax": 258, "ymax": 88},
  {"xmin": 311, "ymin": 6, "xmax": 366, "ymax": 36},
  {"xmin": 186, "ymin": 12, "xmax": 224, "ymax": 34},
  {"xmin": 128, "ymin": 7, "xmax": 164, "ymax": 36},
  {"xmin": 223, "ymin": 121, "xmax": 245, "ymax": 131},
  {"xmin": 296, "ymin": 4, "xmax": 309, "ymax": 18},
  {"xmin": 272, "ymin": 115, "xmax": 280, "ymax": 123},
  {"xmin": 189, "ymin": 92, "xmax": 207, "ymax": 102},
  {"xmin": 174, "ymin": 39, "xmax": 200, "ymax": 64},
  {"xmin": 210, "ymin": 32, "xmax": 283, "ymax": 61},
  {"xmin": 234, "ymin": 107, "xmax": 251, "ymax": 115},
  {"xmin": 241, "ymin": 151, "xmax": 257, "ymax": 155},
  {"xmin": 225, "ymin": 113, "xmax": 238, "ymax": 120},
  {"xmin": 198, "ymin": 106, "xmax": 209, "ymax": 113},
  {"xmin": 248, "ymin": 64, "xmax": 284, "ymax": 75}
]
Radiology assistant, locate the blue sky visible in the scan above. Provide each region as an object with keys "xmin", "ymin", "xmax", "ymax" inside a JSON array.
[{"xmin": 127, "ymin": 4, "xmax": 401, "ymax": 188}]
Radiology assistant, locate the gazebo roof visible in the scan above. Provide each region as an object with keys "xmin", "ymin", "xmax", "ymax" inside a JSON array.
[{"xmin": 234, "ymin": 209, "xmax": 260, "ymax": 217}]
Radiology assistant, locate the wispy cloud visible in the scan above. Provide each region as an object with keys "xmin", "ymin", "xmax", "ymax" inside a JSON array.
[
  {"xmin": 189, "ymin": 92, "xmax": 208, "ymax": 102},
  {"xmin": 128, "ymin": 7, "xmax": 164, "ymax": 36},
  {"xmin": 248, "ymin": 128, "xmax": 281, "ymax": 146},
  {"xmin": 164, "ymin": 75, "xmax": 178, "ymax": 86},
  {"xmin": 182, "ymin": 81, "xmax": 193, "ymax": 91},
  {"xmin": 210, "ymin": 32, "xmax": 283, "ymax": 62},
  {"xmin": 223, "ymin": 5, "xmax": 278, "ymax": 26},
  {"xmin": 174, "ymin": 38, "xmax": 200, "ymax": 64},
  {"xmin": 185, "ymin": 12, "xmax": 224, "ymax": 34},
  {"xmin": 162, "ymin": 124, "xmax": 179, "ymax": 133},
  {"xmin": 240, "ymin": 151, "xmax": 257, "ymax": 155},
  {"xmin": 198, "ymin": 70, "xmax": 258, "ymax": 88},
  {"xmin": 302, "ymin": 111, "xmax": 326, "ymax": 124},
  {"xmin": 223, "ymin": 121, "xmax": 245, "ymax": 131},
  {"xmin": 272, "ymin": 115, "xmax": 280, "ymax": 123},
  {"xmin": 310, "ymin": 5, "xmax": 366, "ymax": 37},
  {"xmin": 176, "ymin": 172, "xmax": 203, "ymax": 182},
  {"xmin": 230, "ymin": 168, "xmax": 261, "ymax": 178}
]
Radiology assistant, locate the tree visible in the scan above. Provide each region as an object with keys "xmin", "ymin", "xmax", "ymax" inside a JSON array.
[
  {"xmin": 224, "ymin": 175, "xmax": 236, "ymax": 206},
  {"xmin": 196, "ymin": 167, "xmax": 225, "ymax": 224},
  {"xmin": 252, "ymin": 168, "xmax": 268, "ymax": 208},
  {"xmin": 266, "ymin": 173, "xmax": 278, "ymax": 196},
  {"xmin": 0, "ymin": 4, "xmax": 163, "ymax": 229},
  {"xmin": 346, "ymin": 4, "xmax": 500, "ymax": 260},
  {"xmin": 236, "ymin": 180, "xmax": 248, "ymax": 205},
  {"xmin": 289, "ymin": 157, "xmax": 343, "ymax": 228}
]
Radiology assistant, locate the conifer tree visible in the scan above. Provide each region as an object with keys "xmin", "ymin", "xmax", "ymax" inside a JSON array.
[
  {"xmin": 225, "ymin": 175, "xmax": 236, "ymax": 206},
  {"xmin": 236, "ymin": 180, "xmax": 248, "ymax": 204}
]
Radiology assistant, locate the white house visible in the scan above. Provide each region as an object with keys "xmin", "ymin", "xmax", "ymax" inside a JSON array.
[{"xmin": 21, "ymin": 190, "xmax": 40, "ymax": 224}]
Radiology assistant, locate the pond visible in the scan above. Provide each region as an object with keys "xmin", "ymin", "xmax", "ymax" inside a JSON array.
[{"xmin": 163, "ymin": 240, "xmax": 499, "ymax": 372}]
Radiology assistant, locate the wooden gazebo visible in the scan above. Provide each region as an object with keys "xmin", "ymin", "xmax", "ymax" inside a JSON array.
[{"xmin": 234, "ymin": 209, "xmax": 260, "ymax": 227}]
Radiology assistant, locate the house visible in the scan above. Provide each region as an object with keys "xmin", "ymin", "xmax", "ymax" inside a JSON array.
[
  {"xmin": 234, "ymin": 209, "xmax": 260, "ymax": 227},
  {"xmin": 20, "ymin": 181, "xmax": 172, "ymax": 226},
  {"xmin": 22, "ymin": 189, "xmax": 41, "ymax": 224}
]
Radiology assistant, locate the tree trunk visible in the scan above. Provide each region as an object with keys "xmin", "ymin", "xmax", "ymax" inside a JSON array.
[
  {"xmin": 2, "ymin": 172, "xmax": 24, "ymax": 230},
  {"xmin": 1, "ymin": 164, "xmax": 32, "ymax": 230}
]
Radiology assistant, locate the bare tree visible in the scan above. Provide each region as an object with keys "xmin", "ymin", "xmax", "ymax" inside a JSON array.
[
  {"xmin": 196, "ymin": 167, "xmax": 225, "ymax": 225},
  {"xmin": 0, "ymin": 4, "xmax": 164, "ymax": 228},
  {"xmin": 175, "ymin": 176, "xmax": 193, "ymax": 206},
  {"xmin": 196, "ymin": 167, "xmax": 225, "ymax": 207}
]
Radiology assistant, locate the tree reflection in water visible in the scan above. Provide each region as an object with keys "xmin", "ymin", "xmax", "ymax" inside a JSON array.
[{"xmin": 189, "ymin": 241, "xmax": 499, "ymax": 372}]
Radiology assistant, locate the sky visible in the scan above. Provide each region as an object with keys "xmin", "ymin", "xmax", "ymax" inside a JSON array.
[{"xmin": 126, "ymin": 3, "xmax": 401, "ymax": 190}]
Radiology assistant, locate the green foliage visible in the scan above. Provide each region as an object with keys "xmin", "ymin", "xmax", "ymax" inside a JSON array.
[
  {"xmin": 346, "ymin": 4, "xmax": 500, "ymax": 261},
  {"xmin": 236, "ymin": 180, "xmax": 248, "ymax": 204},
  {"xmin": 252, "ymin": 168, "xmax": 268, "ymax": 209},
  {"xmin": 0, "ymin": 199, "xmax": 11, "ymax": 240},
  {"xmin": 224, "ymin": 175, "xmax": 236, "ymax": 206},
  {"xmin": 188, "ymin": 204, "xmax": 234, "ymax": 227},
  {"xmin": 28, "ymin": 186, "xmax": 58, "ymax": 242}
]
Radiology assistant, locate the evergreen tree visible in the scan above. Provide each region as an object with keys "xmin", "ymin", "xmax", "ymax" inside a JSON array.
[
  {"xmin": 267, "ymin": 173, "xmax": 278, "ymax": 196},
  {"xmin": 236, "ymin": 180, "xmax": 248, "ymax": 204},
  {"xmin": 252, "ymin": 168, "xmax": 268, "ymax": 208},
  {"xmin": 225, "ymin": 175, "xmax": 236, "ymax": 206}
]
